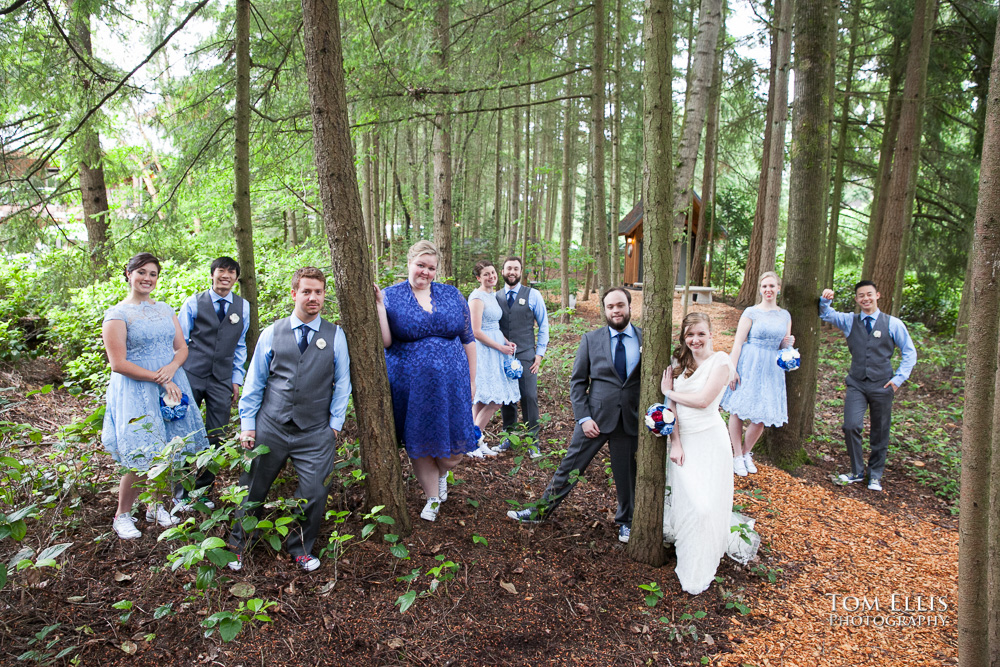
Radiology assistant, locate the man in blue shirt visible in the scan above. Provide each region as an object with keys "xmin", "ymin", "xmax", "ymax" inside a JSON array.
[
  {"xmin": 819, "ymin": 281, "xmax": 917, "ymax": 492},
  {"xmin": 495, "ymin": 256, "xmax": 550, "ymax": 457},
  {"xmin": 228, "ymin": 267, "xmax": 351, "ymax": 572},
  {"xmin": 176, "ymin": 256, "xmax": 251, "ymax": 509}
]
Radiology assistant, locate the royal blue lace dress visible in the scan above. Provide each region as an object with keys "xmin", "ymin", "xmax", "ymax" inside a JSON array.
[
  {"xmin": 383, "ymin": 281, "xmax": 478, "ymax": 458},
  {"xmin": 102, "ymin": 301, "xmax": 208, "ymax": 471},
  {"xmin": 468, "ymin": 289, "xmax": 521, "ymax": 406},
  {"xmin": 720, "ymin": 306, "xmax": 790, "ymax": 426}
]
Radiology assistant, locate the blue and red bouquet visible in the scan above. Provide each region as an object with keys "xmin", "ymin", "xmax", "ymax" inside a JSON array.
[{"xmin": 644, "ymin": 403, "xmax": 675, "ymax": 437}]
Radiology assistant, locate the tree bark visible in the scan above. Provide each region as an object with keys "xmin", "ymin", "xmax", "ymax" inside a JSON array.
[
  {"xmin": 610, "ymin": 0, "xmax": 623, "ymax": 284},
  {"xmin": 628, "ymin": 0, "xmax": 672, "ymax": 566},
  {"xmin": 960, "ymin": 19, "xmax": 1000, "ymax": 666},
  {"xmin": 735, "ymin": 0, "xmax": 790, "ymax": 306},
  {"xmin": 510, "ymin": 98, "xmax": 522, "ymax": 253},
  {"xmin": 591, "ymin": 0, "xmax": 610, "ymax": 295},
  {"xmin": 766, "ymin": 0, "xmax": 835, "ymax": 468},
  {"xmin": 493, "ymin": 100, "xmax": 503, "ymax": 258},
  {"xmin": 233, "ymin": 0, "xmax": 260, "ymax": 351},
  {"xmin": 362, "ymin": 131, "xmax": 374, "ymax": 248},
  {"xmin": 432, "ymin": 0, "xmax": 454, "ymax": 281},
  {"xmin": 870, "ymin": 0, "xmax": 937, "ymax": 312},
  {"xmin": 559, "ymin": 36, "xmax": 578, "ymax": 322},
  {"xmin": 689, "ymin": 11, "xmax": 725, "ymax": 287},
  {"xmin": 670, "ymin": 0, "xmax": 723, "ymax": 282},
  {"xmin": 300, "ymin": 0, "xmax": 411, "ymax": 534}
]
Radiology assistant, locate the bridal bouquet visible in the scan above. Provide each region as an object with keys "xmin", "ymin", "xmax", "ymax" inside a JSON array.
[
  {"xmin": 504, "ymin": 355, "xmax": 523, "ymax": 379},
  {"xmin": 777, "ymin": 347, "xmax": 801, "ymax": 371},
  {"xmin": 644, "ymin": 403, "xmax": 675, "ymax": 437},
  {"xmin": 159, "ymin": 392, "xmax": 191, "ymax": 421}
]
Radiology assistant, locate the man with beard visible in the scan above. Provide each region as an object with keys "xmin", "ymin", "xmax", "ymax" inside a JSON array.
[
  {"xmin": 495, "ymin": 256, "xmax": 549, "ymax": 456},
  {"xmin": 507, "ymin": 287, "xmax": 642, "ymax": 543}
]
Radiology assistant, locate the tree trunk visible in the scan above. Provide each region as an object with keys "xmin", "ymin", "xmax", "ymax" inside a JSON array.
[
  {"xmin": 628, "ymin": 0, "xmax": 672, "ymax": 567},
  {"xmin": 290, "ymin": 209, "xmax": 299, "ymax": 245},
  {"xmin": 960, "ymin": 19, "xmax": 1000, "ymax": 666},
  {"xmin": 362, "ymin": 132, "xmax": 374, "ymax": 248},
  {"xmin": 493, "ymin": 101, "xmax": 503, "ymax": 258},
  {"xmin": 766, "ymin": 0, "xmax": 835, "ymax": 468},
  {"xmin": 373, "ymin": 132, "xmax": 383, "ymax": 257},
  {"xmin": 610, "ymin": 0, "xmax": 623, "ymax": 284},
  {"xmin": 870, "ymin": 0, "xmax": 937, "ymax": 312},
  {"xmin": 735, "ymin": 0, "xmax": 789, "ymax": 306},
  {"xmin": 823, "ymin": 0, "xmax": 861, "ymax": 287},
  {"xmin": 955, "ymin": 220, "xmax": 976, "ymax": 343},
  {"xmin": 689, "ymin": 10, "xmax": 725, "ymax": 287},
  {"xmin": 69, "ymin": 3, "xmax": 110, "ymax": 277},
  {"xmin": 510, "ymin": 98, "xmax": 522, "ymax": 253},
  {"xmin": 669, "ymin": 0, "xmax": 723, "ymax": 281},
  {"xmin": 559, "ymin": 36, "xmax": 578, "ymax": 322},
  {"xmin": 432, "ymin": 0, "xmax": 454, "ymax": 281},
  {"xmin": 591, "ymin": 0, "xmax": 610, "ymax": 295},
  {"xmin": 300, "ymin": 0, "xmax": 411, "ymax": 534},
  {"xmin": 233, "ymin": 0, "xmax": 260, "ymax": 351}
]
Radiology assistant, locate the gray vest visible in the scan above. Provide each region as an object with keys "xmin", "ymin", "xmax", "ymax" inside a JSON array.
[
  {"xmin": 259, "ymin": 318, "xmax": 339, "ymax": 431},
  {"xmin": 846, "ymin": 312, "xmax": 894, "ymax": 382},
  {"xmin": 184, "ymin": 291, "xmax": 246, "ymax": 383},
  {"xmin": 497, "ymin": 286, "xmax": 536, "ymax": 361}
]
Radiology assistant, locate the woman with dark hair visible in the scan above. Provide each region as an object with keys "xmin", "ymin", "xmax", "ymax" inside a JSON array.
[
  {"xmin": 102, "ymin": 253, "xmax": 208, "ymax": 539},
  {"xmin": 466, "ymin": 259, "xmax": 520, "ymax": 457},
  {"xmin": 659, "ymin": 312, "xmax": 757, "ymax": 594}
]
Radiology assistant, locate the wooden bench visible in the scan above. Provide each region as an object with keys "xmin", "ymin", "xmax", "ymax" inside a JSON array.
[{"xmin": 674, "ymin": 285, "xmax": 715, "ymax": 307}]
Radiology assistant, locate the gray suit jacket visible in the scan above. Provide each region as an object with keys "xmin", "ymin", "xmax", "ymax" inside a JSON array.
[{"xmin": 570, "ymin": 326, "xmax": 643, "ymax": 437}]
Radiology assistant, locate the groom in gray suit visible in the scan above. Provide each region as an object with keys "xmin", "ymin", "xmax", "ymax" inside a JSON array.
[{"xmin": 508, "ymin": 287, "xmax": 641, "ymax": 543}]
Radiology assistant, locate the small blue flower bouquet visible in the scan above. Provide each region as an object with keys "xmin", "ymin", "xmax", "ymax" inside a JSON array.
[
  {"xmin": 504, "ymin": 355, "xmax": 523, "ymax": 379},
  {"xmin": 159, "ymin": 392, "xmax": 191, "ymax": 421},
  {"xmin": 777, "ymin": 347, "xmax": 801, "ymax": 371},
  {"xmin": 644, "ymin": 403, "xmax": 675, "ymax": 437}
]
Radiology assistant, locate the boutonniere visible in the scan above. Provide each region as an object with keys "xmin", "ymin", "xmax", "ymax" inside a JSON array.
[
  {"xmin": 518, "ymin": 298, "xmax": 526, "ymax": 305},
  {"xmin": 229, "ymin": 312, "xmax": 240, "ymax": 324},
  {"xmin": 315, "ymin": 337, "xmax": 327, "ymax": 350},
  {"xmin": 873, "ymin": 330, "xmax": 882, "ymax": 338}
]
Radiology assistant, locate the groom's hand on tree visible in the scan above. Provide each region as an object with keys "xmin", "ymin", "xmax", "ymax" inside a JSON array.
[{"xmin": 821, "ymin": 288, "xmax": 835, "ymax": 300}]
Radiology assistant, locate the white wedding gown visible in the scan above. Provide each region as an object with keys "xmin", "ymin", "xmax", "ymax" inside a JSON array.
[{"xmin": 662, "ymin": 351, "xmax": 760, "ymax": 595}]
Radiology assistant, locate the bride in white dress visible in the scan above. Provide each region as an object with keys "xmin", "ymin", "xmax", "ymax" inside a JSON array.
[{"xmin": 660, "ymin": 312, "xmax": 759, "ymax": 595}]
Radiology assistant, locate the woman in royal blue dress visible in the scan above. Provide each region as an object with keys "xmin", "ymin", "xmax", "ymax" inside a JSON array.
[
  {"xmin": 721, "ymin": 271, "xmax": 795, "ymax": 476},
  {"xmin": 102, "ymin": 253, "xmax": 208, "ymax": 539},
  {"xmin": 375, "ymin": 241, "xmax": 478, "ymax": 522},
  {"xmin": 466, "ymin": 259, "xmax": 520, "ymax": 458}
]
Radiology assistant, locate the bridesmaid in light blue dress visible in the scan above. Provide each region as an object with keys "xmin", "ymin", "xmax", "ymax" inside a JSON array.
[
  {"xmin": 720, "ymin": 271, "xmax": 794, "ymax": 476},
  {"xmin": 467, "ymin": 260, "xmax": 521, "ymax": 457},
  {"xmin": 102, "ymin": 253, "xmax": 208, "ymax": 539}
]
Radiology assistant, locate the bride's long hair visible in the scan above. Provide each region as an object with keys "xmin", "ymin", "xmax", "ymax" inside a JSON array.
[{"xmin": 672, "ymin": 312, "xmax": 712, "ymax": 378}]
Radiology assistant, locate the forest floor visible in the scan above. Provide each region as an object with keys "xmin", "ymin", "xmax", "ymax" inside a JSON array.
[{"xmin": 0, "ymin": 291, "xmax": 958, "ymax": 665}]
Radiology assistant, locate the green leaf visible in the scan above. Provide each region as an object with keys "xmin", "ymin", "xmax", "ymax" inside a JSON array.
[
  {"xmin": 389, "ymin": 544, "xmax": 410, "ymax": 559},
  {"xmin": 361, "ymin": 523, "xmax": 376, "ymax": 539},
  {"xmin": 395, "ymin": 590, "xmax": 417, "ymax": 614},
  {"xmin": 218, "ymin": 617, "xmax": 243, "ymax": 642},
  {"xmin": 35, "ymin": 542, "xmax": 72, "ymax": 563},
  {"xmin": 0, "ymin": 563, "xmax": 7, "ymax": 590},
  {"xmin": 8, "ymin": 519, "xmax": 27, "ymax": 542},
  {"xmin": 153, "ymin": 604, "xmax": 173, "ymax": 620},
  {"xmin": 195, "ymin": 566, "xmax": 215, "ymax": 591},
  {"xmin": 112, "ymin": 600, "xmax": 133, "ymax": 610},
  {"xmin": 200, "ymin": 537, "xmax": 227, "ymax": 550},
  {"xmin": 206, "ymin": 548, "xmax": 234, "ymax": 568}
]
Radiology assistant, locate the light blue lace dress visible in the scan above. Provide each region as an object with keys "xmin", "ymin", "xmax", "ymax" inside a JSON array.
[
  {"xmin": 468, "ymin": 289, "xmax": 521, "ymax": 406},
  {"xmin": 101, "ymin": 301, "xmax": 208, "ymax": 470},
  {"xmin": 720, "ymin": 306, "xmax": 790, "ymax": 427}
]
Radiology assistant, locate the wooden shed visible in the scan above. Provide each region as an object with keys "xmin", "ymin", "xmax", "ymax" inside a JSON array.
[{"xmin": 619, "ymin": 193, "xmax": 706, "ymax": 286}]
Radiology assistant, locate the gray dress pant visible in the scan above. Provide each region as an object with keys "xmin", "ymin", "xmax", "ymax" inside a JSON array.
[
  {"xmin": 228, "ymin": 412, "xmax": 337, "ymax": 558},
  {"xmin": 501, "ymin": 364, "xmax": 540, "ymax": 440},
  {"xmin": 174, "ymin": 373, "xmax": 232, "ymax": 497},
  {"xmin": 843, "ymin": 375, "xmax": 895, "ymax": 480},
  {"xmin": 537, "ymin": 417, "xmax": 637, "ymax": 526}
]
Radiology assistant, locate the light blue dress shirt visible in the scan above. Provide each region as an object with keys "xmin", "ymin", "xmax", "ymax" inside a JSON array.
[
  {"xmin": 179, "ymin": 289, "xmax": 251, "ymax": 385},
  {"xmin": 238, "ymin": 315, "xmax": 352, "ymax": 431},
  {"xmin": 503, "ymin": 283, "xmax": 550, "ymax": 356},
  {"xmin": 578, "ymin": 324, "xmax": 640, "ymax": 425},
  {"xmin": 819, "ymin": 298, "xmax": 917, "ymax": 386}
]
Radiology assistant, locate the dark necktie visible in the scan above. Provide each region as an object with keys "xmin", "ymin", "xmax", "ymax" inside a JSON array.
[
  {"xmin": 865, "ymin": 316, "xmax": 873, "ymax": 334},
  {"xmin": 507, "ymin": 290, "xmax": 515, "ymax": 308},
  {"xmin": 614, "ymin": 333, "xmax": 627, "ymax": 381},
  {"xmin": 216, "ymin": 300, "xmax": 226, "ymax": 322},
  {"xmin": 298, "ymin": 326, "xmax": 309, "ymax": 353}
]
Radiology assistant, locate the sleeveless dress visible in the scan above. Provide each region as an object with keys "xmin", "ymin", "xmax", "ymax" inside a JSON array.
[
  {"xmin": 468, "ymin": 289, "xmax": 521, "ymax": 406},
  {"xmin": 720, "ymin": 306, "xmax": 790, "ymax": 426},
  {"xmin": 663, "ymin": 352, "xmax": 759, "ymax": 595},
  {"xmin": 101, "ymin": 301, "xmax": 208, "ymax": 470},
  {"xmin": 383, "ymin": 281, "xmax": 479, "ymax": 459}
]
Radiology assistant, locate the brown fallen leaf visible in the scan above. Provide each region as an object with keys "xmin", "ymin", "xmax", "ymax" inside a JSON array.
[{"xmin": 499, "ymin": 581, "xmax": 517, "ymax": 594}]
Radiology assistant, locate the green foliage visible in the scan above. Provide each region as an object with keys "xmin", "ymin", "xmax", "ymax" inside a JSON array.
[
  {"xmin": 201, "ymin": 598, "xmax": 276, "ymax": 643},
  {"xmin": 638, "ymin": 581, "xmax": 664, "ymax": 608},
  {"xmin": 16, "ymin": 623, "xmax": 77, "ymax": 666}
]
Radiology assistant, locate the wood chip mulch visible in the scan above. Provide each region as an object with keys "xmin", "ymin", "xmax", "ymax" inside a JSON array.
[{"xmin": 720, "ymin": 466, "xmax": 957, "ymax": 665}]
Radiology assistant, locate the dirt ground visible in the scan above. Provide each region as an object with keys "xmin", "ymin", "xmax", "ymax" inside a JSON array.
[{"xmin": 0, "ymin": 292, "xmax": 958, "ymax": 665}]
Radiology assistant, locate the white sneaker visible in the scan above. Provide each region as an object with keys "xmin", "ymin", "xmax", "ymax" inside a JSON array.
[
  {"xmin": 438, "ymin": 475, "xmax": 448, "ymax": 502},
  {"xmin": 477, "ymin": 442, "xmax": 498, "ymax": 457},
  {"xmin": 145, "ymin": 504, "xmax": 181, "ymax": 527},
  {"xmin": 744, "ymin": 452, "xmax": 758, "ymax": 474},
  {"xmin": 733, "ymin": 456, "xmax": 748, "ymax": 477},
  {"xmin": 420, "ymin": 497, "xmax": 440, "ymax": 522},
  {"xmin": 467, "ymin": 447, "xmax": 485, "ymax": 459},
  {"xmin": 113, "ymin": 513, "xmax": 141, "ymax": 540}
]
